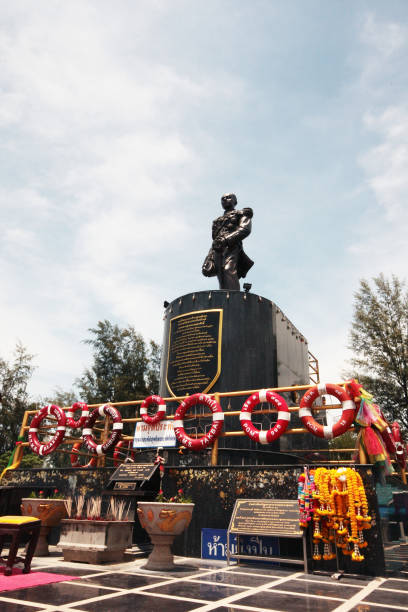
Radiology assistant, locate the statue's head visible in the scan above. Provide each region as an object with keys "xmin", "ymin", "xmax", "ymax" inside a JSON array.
[{"xmin": 221, "ymin": 193, "xmax": 237, "ymax": 210}]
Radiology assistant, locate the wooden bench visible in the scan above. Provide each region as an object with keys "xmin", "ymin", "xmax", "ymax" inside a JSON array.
[{"xmin": 0, "ymin": 516, "xmax": 41, "ymax": 576}]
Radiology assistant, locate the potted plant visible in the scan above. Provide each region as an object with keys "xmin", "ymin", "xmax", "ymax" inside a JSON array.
[
  {"xmin": 59, "ymin": 495, "xmax": 133, "ymax": 563},
  {"xmin": 20, "ymin": 489, "xmax": 68, "ymax": 556},
  {"xmin": 137, "ymin": 488, "xmax": 195, "ymax": 570}
]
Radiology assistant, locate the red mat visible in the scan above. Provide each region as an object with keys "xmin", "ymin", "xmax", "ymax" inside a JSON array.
[{"xmin": 0, "ymin": 566, "xmax": 78, "ymax": 593}]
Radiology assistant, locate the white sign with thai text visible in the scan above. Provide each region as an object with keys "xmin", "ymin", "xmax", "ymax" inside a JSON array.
[{"xmin": 133, "ymin": 420, "xmax": 177, "ymax": 448}]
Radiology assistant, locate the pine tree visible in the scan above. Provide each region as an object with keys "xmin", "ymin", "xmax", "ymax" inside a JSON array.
[
  {"xmin": 0, "ymin": 343, "xmax": 38, "ymax": 453},
  {"xmin": 348, "ymin": 274, "xmax": 408, "ymax": 430},
  {"xmin": 75, "ymin": 320, "xmax": 161, "ymax": 404}
]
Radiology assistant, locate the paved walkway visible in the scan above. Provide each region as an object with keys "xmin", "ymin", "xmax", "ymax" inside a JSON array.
[{"xmin": 1, "ymin": 548, "xmax": 408, "ymax": 612}]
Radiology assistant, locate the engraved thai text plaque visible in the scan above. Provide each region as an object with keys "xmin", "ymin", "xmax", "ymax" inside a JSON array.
[
  {"xmin": 166, "ymin": 309, "xmax": 222, "ymax": 397},
  {"xmin": 110, "ymin": 463, "xmax": 157, "ymax": 483},
  {"xmin": 229, "ymin": 499, "xmax": 302, "ymax": 538}
]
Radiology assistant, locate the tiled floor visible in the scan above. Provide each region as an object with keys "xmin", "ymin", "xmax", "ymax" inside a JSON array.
[
  {"xmin": 0, "ymin": 550, "xmax": 408, "ymax": 612},
  {"xmin": 385, "ymin": 542, "xmax": 408, "ymax": 576}
]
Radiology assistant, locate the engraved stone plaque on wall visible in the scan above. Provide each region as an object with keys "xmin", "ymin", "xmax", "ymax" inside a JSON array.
[
  {"xmin": 229, "ymin": 499, "xmax": 302, "ymax": 538},
  {"xmin": 166, "ymin": 309, "xmax": 222, "ymax": 397}
]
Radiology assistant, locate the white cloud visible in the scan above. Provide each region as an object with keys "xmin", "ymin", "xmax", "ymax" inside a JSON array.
[
  {"xmin": 0, "ymin": 2, "xmax": 246, "ymax": 397},
  {"xmin": 360, "ymin": 106, "xmax": 408, "ymax": 222},
  {"xmin": 2, "ymin": 3, "xmax": 408, "ymax": 404},
  {"xmin": 358, "ymin": 12, "xmax": 408, "ymax": 92},
  {"xmin": 360, "ymin": 12, "xmax": 406, "ymax": 59},
  {"xmin": 349, "ymin": 13, "xmax": 408, "ymax": 283}
]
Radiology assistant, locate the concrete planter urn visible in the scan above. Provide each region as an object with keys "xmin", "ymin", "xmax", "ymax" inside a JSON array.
[
  {"xmin": 59, "ymin": 519, "xmax": 133, "ymax": 563},
  {"xmin": 21, "ymin": 498, "xmax": 67, "ymax": 556},
  {"xmin": 137, "ymin": 501, "xmax": 194, "ymax": 570}
]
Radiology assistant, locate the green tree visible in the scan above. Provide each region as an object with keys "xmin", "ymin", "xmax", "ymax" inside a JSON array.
[
  {"xmin": 0, "ymin": 343, "xmax": 38, "ymax": 453},
  {"xmin": 0, "ymin": 450, "xmax": 43, "ymax": 472},
  {"xmin": 75, "ymin": 320, "xmax": 161, "ymax": 404},
  {"xmin": 43, "ymin": 387, "xmax": 78, "ymax": 408},
  {"xmin": 348, "ymin": 274, "xmax": 408, "ymax": 431},
  {"xmin": 329, "ymin": 430, "xmax": 358, "ymax": 462},
  {"xmin": 146, "ymin": 340, "xmax": 161, "ymax": 394}
]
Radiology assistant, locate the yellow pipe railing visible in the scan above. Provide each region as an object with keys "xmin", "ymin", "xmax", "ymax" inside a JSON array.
[{"xmin": 0, "ymin": 381, "xmax": 356, "ymax": 477}]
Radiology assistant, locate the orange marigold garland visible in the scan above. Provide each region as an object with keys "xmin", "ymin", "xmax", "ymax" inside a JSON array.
[{"xmin": 299, "ymin": 466, "xmax": 372, "ymax": 562}]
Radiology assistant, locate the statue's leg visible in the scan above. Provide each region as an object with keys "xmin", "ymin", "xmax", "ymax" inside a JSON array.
[
  {"xmin": 215, "ymin": 251, "xmax": 225, "ymax": 290},
  {"xmin": 222, "ymin": 248, "xmax": 240, "ymax": 290}
]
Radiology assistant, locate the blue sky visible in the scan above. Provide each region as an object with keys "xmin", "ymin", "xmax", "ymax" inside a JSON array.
[{"xmin": 1, "ymin": 1, "xmax": 407, "ymax": 399}]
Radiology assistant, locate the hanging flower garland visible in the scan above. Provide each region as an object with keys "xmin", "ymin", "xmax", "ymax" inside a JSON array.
[
  {"xmin": 298, "ymin": 466, "xmax": 372, "ymax": 562},
  {"xmin": 297, "ymin": 469, "xmax": 315, "ymax": 528}
]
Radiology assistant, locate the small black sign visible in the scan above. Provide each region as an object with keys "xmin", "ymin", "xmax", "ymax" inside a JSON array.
[
  {"xmin": 166, "ymin": 309, "xmax": 223, "ymax": 397},
  {"xmin": 110, "ymin": 463, "xmax": 158, "ymax": 483},
  {"xmin": 114, "ymin": 481, "xmax": 137, "ymax": 491},
  {"xmin": 229, "ymin": 499, "xmax": 302, "ymax": 538}
]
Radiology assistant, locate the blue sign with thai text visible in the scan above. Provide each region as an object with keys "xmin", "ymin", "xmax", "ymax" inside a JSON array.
[{"xmin": 201, "ymin": 528, "xmax": 279, "ymax": 561}]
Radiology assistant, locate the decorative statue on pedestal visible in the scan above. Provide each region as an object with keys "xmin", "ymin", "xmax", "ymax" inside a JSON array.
[{"xmin": 202, "ymin": 193, "xmax": 254, "ymax": 290}]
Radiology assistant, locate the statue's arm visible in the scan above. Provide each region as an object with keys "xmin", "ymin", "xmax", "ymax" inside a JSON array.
[{"xmin": 225, "ymin": 210, "xmax": 252, "ymax": 247}]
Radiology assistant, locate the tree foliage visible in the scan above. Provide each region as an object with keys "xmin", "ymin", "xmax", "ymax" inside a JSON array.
[
  {"xmin": 329, "ymin": 430, "xmax": 358, "ymax": 462},
  {"xmin": 75, "ymin": 320, "xmax": 161, "ymax": 404},
  {"xmin": 0, "ymin": 450, "xmax": 43, "ymax": 472},
  {"xmin": 348, "ymin": 274, "xmax": 408, "ymax": 430},
  {"xmin": 0, "ymin": 343, "xmax": 38, "ymax": 453},
  {"xmin": 43, "ymin": 387, "xmax": 78, "ymax": 408}
]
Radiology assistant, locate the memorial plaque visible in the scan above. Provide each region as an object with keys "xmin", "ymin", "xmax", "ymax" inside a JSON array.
[
  {"xmin": 114, "ymin": 481, "xmax": 137, "ymax": 491},
  {"xmin": 110, "ymin": 463, "xmax": 157, "ymax": 483},
  {"xmin": 229, "ymin": 499, "xmax": 302, "ymax": 538},
  {"xmin": 166, "ymin": 309, "xmax": 223, "ymax": 397}
]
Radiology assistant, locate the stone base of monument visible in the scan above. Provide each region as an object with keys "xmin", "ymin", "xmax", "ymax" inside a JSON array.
[
  {"xmin": 159, "ymin": 290, "xmax": 326, "ymax": 459},
  {"xmin": 137, "ymin": 502, "xmax": 194, "ymax": 570}
]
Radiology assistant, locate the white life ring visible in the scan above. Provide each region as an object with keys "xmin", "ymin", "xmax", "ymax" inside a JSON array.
[
  {"xmin": 28, "ymin": 405, "xmax": 66, "ymax": 456},
  {"xmin": 82, "ymin": 404, "xmax": 123, "ymax": 455},
  {"xmin": 140, "ymin": 395, "xmax": 166, "ymax": 426},
  {"xmin": 66, "ymin": 402, "xmax": 89, "ymax": 429},
  {"xmin": 173, "ymin": 393, "xmax": 224, "ymax": 451},
  {"xmin": 240, "ymin": 389, "xmax": 290, "ymax": 443},
  {"xmin": 299, "ymin": 383, "xmax": 355, "ymax": 439}
]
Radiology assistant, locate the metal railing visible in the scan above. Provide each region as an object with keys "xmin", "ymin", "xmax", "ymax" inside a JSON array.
[{"xmin": 1, "ymin": 381, "xmax": 351, "ymax": 479}]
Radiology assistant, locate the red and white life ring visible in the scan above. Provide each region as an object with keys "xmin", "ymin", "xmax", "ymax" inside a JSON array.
[
  {"xmin": 240, "ymin": 389, "xmax": 290, "ymax": 443},
  {"xmin": 381, "ymin": 425, "xmax": 397, "ymax": 455},
  {"xmin": 28, "ymin": 405, "xmax": 66, "ymax": 456},
  {"xmin": 113, "ymin": 440, "xmax": 135, "ymax": 467},
  {"xmin": 70, "ymin": 442, "xmax": 97, "ymax": 468},
  {"xmin": 140, "ymin": 395, "xmax": 166, "ymax": 426},
  {"xmin": 173, "ymin": 393, "xmax": 224, "ymax": 451},
  {"xmin": 82, "ymin": 404, "xmax": 123, "ymax": 455},
  {"xmin": 392, "ymin": 422, "xmax": 407, "ymax": 470},
  {"xmin": 66, "ymin": 402, "xmax": 90, "ymax": 429},
  {"xmin": 299, "ymin": 383, "xmax": 355, "ymax": 439}
]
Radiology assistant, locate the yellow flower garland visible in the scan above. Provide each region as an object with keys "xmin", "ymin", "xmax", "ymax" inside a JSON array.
[{"xmin": 311, "ymin": 467, "xmax": 372, "ymax": 562}]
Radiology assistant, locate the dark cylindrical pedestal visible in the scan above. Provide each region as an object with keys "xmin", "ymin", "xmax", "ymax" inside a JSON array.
[
  {"xmin": 160, "ymin": 290, "xmax": 308, "ymax": 395},
  {"xmin": 159, "ymin": 291, "xmax": 318, "ymax": 461}
]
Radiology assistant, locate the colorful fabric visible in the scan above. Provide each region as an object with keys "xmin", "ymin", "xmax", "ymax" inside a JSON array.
[
  {"xmin": 360, "ymin": 427, "xmax": 393, "ymax": 475},
  {"xmin": 355, "ymin": 398, "xmax": 388, "ymax": 432},
  {"xmin": 346, "ymin": 380, "xmax": 395, "ymax": 476}
]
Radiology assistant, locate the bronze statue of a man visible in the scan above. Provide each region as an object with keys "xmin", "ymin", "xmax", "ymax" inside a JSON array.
[{"xmin": 202, "ymin": 193, "xmax": 254, "ymax": 290}]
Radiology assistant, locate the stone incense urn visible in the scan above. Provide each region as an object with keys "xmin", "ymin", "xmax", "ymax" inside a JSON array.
[
  {"xmin": 137, "ymin": 501, "xmax": 194, "ymax": 570},
  {"xmin": 21, "ymin": 498, "xmax": 67, "ymax": 556},
  {"xmin": 59, "ymin": 519, "xmax": 133, "ymax": 563}
]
